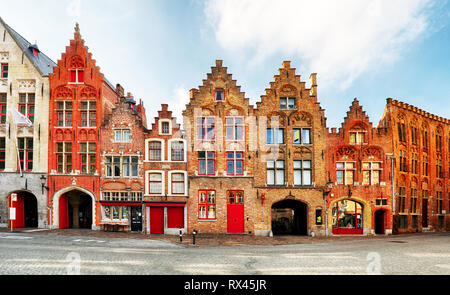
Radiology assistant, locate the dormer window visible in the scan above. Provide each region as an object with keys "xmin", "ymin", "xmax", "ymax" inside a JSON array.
[
  {"xmin": 1, "ymin": 64, "xmax": 8, "ymax": 78},
  {"xmin": 349, "ymin": 131, "xmax": 365, "ymax": 145},
  {"xmin": 69, "ymin": 69, "xmax": 84, "ymax": 84},
  {"xmin": 280, "ymin": 97, "xmax": 295, "ymax": 109},
  {"xmin": 215, "ymin": 89, "xmax": 224, "ymax": 101}
]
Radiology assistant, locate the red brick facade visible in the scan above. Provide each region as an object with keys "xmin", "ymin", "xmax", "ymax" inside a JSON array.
[
  {"xmin": 47, "ymin": 25, "xmax": 118, "ymax": 230},
  {"xmin": 326, "ymin": 99, "xmax": 394, "ymax": 235},
  {"xmin": 99, "ymin": 87, "xmax": 148, "ymax": 232},
  {"xmin": 144, "ymin": 104, "xmax": 188, "ymax": 234}
]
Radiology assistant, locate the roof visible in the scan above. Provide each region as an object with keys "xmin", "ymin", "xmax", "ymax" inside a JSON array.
[{"xmin": 0, "ymin": 17, "xmax": 56, "ymax": 76}]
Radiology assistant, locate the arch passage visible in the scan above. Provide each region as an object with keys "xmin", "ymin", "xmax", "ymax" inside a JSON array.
[
  {"xmin": 59, "ymin": 190, "xmax": 92, "ymax": 229},
  {"xmin": 271, "ymin": 200, "xmax": 308, "ymax": 235},
  {"xmin": 8, "ymin": 191, "xmax": 38, "ymax": 228}
]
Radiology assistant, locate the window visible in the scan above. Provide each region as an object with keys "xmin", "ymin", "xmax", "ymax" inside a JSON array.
[
  {"xmin": 149, "ymin": 141, "xmax": 162, "ymax": 161},
  {"xmin": 293, "ymin": 128, "xmax": 311, "ymax": 145},
  {"xmin": 105, "ymin": 156, "xmax": 138, "ymax": 178},
  {"xmin": 171, "ymin": 173, "xmax": 185, "ymax": 195},
  {"xmin": 69, "ymin": 69, "xmax": 84, "ymax": 84},
  {"xmin": 436, "ymin": 134, "xmax": 442, "ymax": 152},
  {"xmin": 56, "ymin": 142, "xmax": 72, "ymax": 173},
  {"xmin": 215, "ymin": 89, "xmax": 224, "ymax": 101},
  {"xmin": 410, "ymin": 187, "xmax": 417, "ymax": 214},
  {"xmin": 19, "ymin": 93, "xmax": 35, "ymax": 123},
  {"xmin": 362, "ymin": 162, "xmax": 381, "ymax": 185},
  {"xmin": 114, "ymin": 129, "xmax": 130, "ymax": 143},
  {"xmin": 197, "ymin": 117, "xmax": 215, "ymax": 140},
  {"xmin": 398, "ymin": 187, "xmax": 406, "ymax": 213},
  {"xmin": 198, "ymin": 190, "xmax": 216, "ymax": 220},
  {"xmin": 0, "ymin": 93, "xmax": 6, "ymax": 124},
  {"xmin": 397, "ymin": 122, "xmax": 406, "ymax": 142},
  {"xmin": 161, "ymin": 121, "xmax": 170, "ymax": 134},
  {"xmin": 423, "ymin": 155, "xmax": 428, "ymax": 176},
  {"xmin": 375, "ymin": 198, "xmax": 388, "ymax": 206},
  {"xmin": 436, "ymin": 191, "xmax": 443, "ymax": 214},
  {"xmin": 198, "ymin": 151, "xmax": 215, "ymax": 175},
  {"xmin": 57, "ymin": 101, "xmax": 73, "ymax": 127},
  {"xmin": 81, "ymin": 101, "xmax": 96, "ymax": 127},
  {"xmin": 280, "ymin": 97, "xmax": 295, "ymax": 109},
  {"xmin": 0, "ymin": 137, "xmax": 4, "ymax": 170},
  {"xmin": 399, "ymin": 150, "xmax": 407, "ymax": 172},
  {"xmin": 411, "ymin": 126, "xmax": 418, "ymax": 145},
  {"xmin": 149, "ymin": 173, "xmax": 163, "ymax": 194},
  {"xmin": 411, "ymin": 153, "xmax": 418, "ymax": 174},
  {"xmin": 80, "ymin": 142, "xmax": 96, "ymax": 174},
  {"xmin": 226, "ymin": 152, "xmax": 244, "ymax": 176},
  {"xmin": 171, "ymin": 141, "xmax": 184, "ymax": 161},
  {"xmin": 227, "ymin": 190, "xmax": 244, "ymax": 205},
  {"xmin": 294, "ymin": 160, "xmax": 312, "ymax": 186},
  {"xmin": 336, "ymin": 162, "xmax": 355, "ymax": 185},
  {"xmin": 102, "ymin": 191, "xmax": 142, "ymax": 202},
  {"xmin": 266, "ymin": 128, "xmax": 284, "ymax": 144},
  {"xmin": 1, "ymin": 63, "xmax": 8, "ymax": 78},
  {"xmin": 226, "ymin": 117, "xmax": 244, "ymax": 141},
  {"xmin": 349, "ymin": 131, "xmax": 365, "ymax": 145},
  {"xmin": 102, "ymin": 205, "xmax": 129, "ymax": 221},
  {"xmin": 436, "ymin": 158, "xmax": 443, "ymax": 178},
  {"xmin": 422, "ymin": 129, "xmax": 428, "ymax": 149},
  {"xmin": 267, "ymin": 160, "xmax": 285, "ymax": 186}
]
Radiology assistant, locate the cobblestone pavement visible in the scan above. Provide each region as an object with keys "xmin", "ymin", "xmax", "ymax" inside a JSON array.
[{"xmin": 0, "ymin": 229, "xmax": 449, "ymax": 275}]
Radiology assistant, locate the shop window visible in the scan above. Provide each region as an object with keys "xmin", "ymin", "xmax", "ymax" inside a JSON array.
[
  {"xmin": 198, "ymin": 190, "xmax": 216, "ymax": 220},
  {"xmin": 332, "ymin": 200, "xmax": 363, "ymax": 232},
  {"xmin": 56, "ymin": 101, "xmax": 73, "ymax": 127},
  {"xmin": 19, "ymin": 93, "xmax": 35, "ymax": 123}
]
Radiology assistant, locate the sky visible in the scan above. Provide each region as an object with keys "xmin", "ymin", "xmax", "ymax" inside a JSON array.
[{"xmin": 1, "ymin": 0, "xmax": 449, "ymax": 129}]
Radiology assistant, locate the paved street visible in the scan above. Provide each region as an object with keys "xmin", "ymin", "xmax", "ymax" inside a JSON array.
[{"xmin": 0, "ymin": 231, "xmax": 449, "ymax": 275}]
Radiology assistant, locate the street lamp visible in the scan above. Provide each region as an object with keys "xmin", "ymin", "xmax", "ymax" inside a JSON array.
[
  {"xmin": 323, "ymin": 179, "xmax": 333, "ymax": 237},
  {"xmin": 40, "ymin": 175, "xmax": 49, "ymax": 194}
]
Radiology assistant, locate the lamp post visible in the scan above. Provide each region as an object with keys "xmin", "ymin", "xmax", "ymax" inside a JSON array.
[
  {"xmin": 323, "ymin": 180, "xmax": 333, "ymax": 237},
  {"xmin": 40, "ymin": 175, "xmax": 49, "ymax": 195}
]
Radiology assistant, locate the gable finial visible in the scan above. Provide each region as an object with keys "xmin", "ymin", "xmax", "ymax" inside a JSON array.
[{"xmin": 75, "ymin": 22, "xmax": 80, "ymax": 34}]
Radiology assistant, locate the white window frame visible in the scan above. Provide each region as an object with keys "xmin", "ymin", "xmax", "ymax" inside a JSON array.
[
  {"xmin": 145, "ymin": 170, "xmax": 165, "ymax": 196},
  {"xmin": 168, "ymin": 138, "xmax": 187, "ymax": 162},
  {"xmin": 114, "ymin": 128, "xmax": 131, "ymax": 143},
  {"xmin": 168, "ymin": 171, "xmax": 188, "ymax": 196},
  {"xmin": 159, "ymin": 119, "xmax": 172, "ymax": 135},
  {"xmin": 145, "ymin": 138, "xmax": 165, "ymax": 162}
]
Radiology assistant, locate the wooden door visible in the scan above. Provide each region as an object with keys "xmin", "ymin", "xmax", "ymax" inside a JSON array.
[{"xmin": 227, "ymin": 191, "xmax": 244, "ymax": 233}]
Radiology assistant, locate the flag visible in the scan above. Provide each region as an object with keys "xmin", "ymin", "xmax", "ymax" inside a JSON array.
[{"xmin": 11, "ymin": 108, "xmax": 33, "ymax": 127}]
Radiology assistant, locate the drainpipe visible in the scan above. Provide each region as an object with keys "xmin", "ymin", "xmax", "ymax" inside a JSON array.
[{"xmin": 390, "ymin": 154, "xmax": 395, "ymax": 233}]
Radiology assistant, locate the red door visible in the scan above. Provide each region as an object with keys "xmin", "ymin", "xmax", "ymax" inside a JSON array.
[
  {"xmin": 8, "ymin": 194, "xmax": 24, "ymax": 228},
  {"xmin": 59, "ymin": 194, "xmax": 69, "ymax": 229},
  {"xmin": 227, "ymin": 191, "xmax": 244, "ymax": 233},
  {"xmin": 150, "ymin": 207, "xmax": 164, "ymax": 234},
  {"xmin": 167, "ymin": 207, "xmax": 184, "ymax": 229}
]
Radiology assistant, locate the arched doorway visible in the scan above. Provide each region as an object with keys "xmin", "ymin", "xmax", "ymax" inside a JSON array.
[
  {"xmin": 59, "ymin": 190, "xmax": 93, "ymax": 229},
  {"xmin": 374, "ymin": 210, "xmax": 386, "ymax": 235},
  {"xmin": 271, "ymin": 199, "xmax": 308, "ymax": 235},
  {"xmin": 8, "ymin": 191, "xmax": 38, "ymax": 228},
  {"xmin": 332, "ymin": 199, "xmax": 364, "ymax": 234}
]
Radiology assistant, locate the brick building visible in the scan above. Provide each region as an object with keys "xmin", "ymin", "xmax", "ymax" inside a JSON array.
[
  {"xmin": 144, "ymin": 104, "xmax": 188, "ymax": 234},
  {"xmin": 47, "ymin": 24, "xmax": 118, "ymax": 230},
  {"xmin": 0, "ymin": 17, "xmax": 55, "ymax": 229},
  {"xmin": 378, "ymin": 98, "xmax": 449, "ymax": 233},
  {"xmin": 99, "ymin": 86, "xmax": 148, "ymax": 232},
  {"xmin": 326, "ymin": 98, "xmax": 394, "ymax": 235},
  {"xmin": 183, "ymin": 60, "xmax": 257, "ymax": 234},
  {"xmin": 253, "ymin": 61, "xmax": 328, "ymax": 237}
]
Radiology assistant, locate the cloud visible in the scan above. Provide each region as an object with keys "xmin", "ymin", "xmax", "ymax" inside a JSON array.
[
  {"xmin": 168, "ymin": 86, "xmax": 190, "ymax": 126},
  {"xmin": 204, "ymin": 0, "xmax": 434, "ymax": 90}
]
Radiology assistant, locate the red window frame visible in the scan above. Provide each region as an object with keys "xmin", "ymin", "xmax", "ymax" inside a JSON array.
[
  {"xmin": 80, "ymin": 142, "xmax": 96, "ymax": 174},
  {"xmin": 198, "ymin": 151, "xmax": 215, "ymax": 176},
  {"xmin": 0, "ymin": 93, "xmax": 6, "ymax": 124},
  {"xmin": 18, "ymin": 137, "xmax": 33, "ymax": 172},
  {"xmin": 171, "ymin": 173, "xmax": 185, "ymax": 195},
  {"xmin": 197, "ymin": 117, "xmax": 215, "ymax": 140},
  {"xmin": 81, "ymin": 101, "xmax": 96, "ymax": 127},
  {"xmin": 0, "ymin": 137, "xmax": 5, "ymax": 171},
  {"xmin": 226, "ymin": 152, "xmax": 244, "ymax": 176},
  {"xmin": 1, "ymin": 63, "xmax": 8, "ymax": 78},
  {"xmin": 227, "ymin": 190, "xmax": 244, "ymax": 205},
  {"xmin": 69, "ymin": 69, "xmax": 84, "ymax": 84},
  {"xmin": 19, "ymin": 93, "xmax": 35, "ymax": 123},
  {"xmin": 198, "ymin": 190, "xmax": 216, "ymax": 220}
]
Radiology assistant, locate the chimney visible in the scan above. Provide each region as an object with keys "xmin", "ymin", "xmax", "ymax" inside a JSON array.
[
  {"xmin": 310, "ymin": 73, "xmax": 317, "ymax": 97},
  {"xmin": 116, "ymin": 84, "xmax": 124, "ymax": 97},
  {"xmin": 189, "ymin": 88, "xmax": 198, "ymax": 99}
]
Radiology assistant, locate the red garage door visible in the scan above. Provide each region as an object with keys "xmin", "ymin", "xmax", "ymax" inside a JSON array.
[
  {"xmin": 167, "ymin": 207, "xmax": 184, "ymax": 229},
  {"xmin": 150, "ymin": 207, "xmax": 164, "ymax": 234}
]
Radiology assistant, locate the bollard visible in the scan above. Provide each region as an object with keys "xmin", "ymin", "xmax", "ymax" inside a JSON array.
[
  {"xmin": 193, "ymin": 229, "xmax": 197, "ymax": 245},
  {"xmin": 179, "ymin": 229, "xmax": 183, "ymax": 243}
]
